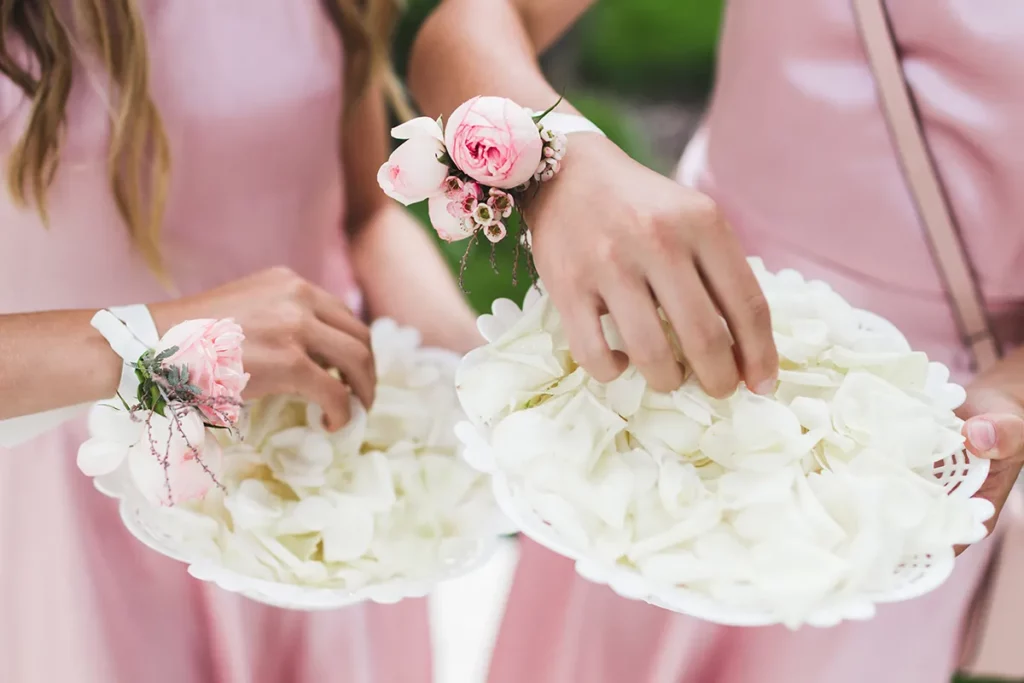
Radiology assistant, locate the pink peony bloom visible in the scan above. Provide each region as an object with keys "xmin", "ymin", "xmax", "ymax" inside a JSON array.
[
  {"xmin": 377, "ymin": 117, "xmax": 449, "ymax": 205},
  {"xmin": 157, "ymin": 318, "xmax": 249, "ymax": 426},
  {"xmin": 444, "ymin": 96, "xmax": 543, "ymax": 189}
]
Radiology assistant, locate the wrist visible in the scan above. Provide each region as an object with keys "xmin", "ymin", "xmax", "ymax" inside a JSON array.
[
  {"xmin": 82, "ymin": 313, "xmax": 127, "ymax": 403},
  {"xmin": 519, "ymin": 133, "xmax": 621, "ymax": 214},
  {"xmin": 149, "ymin": 299, "xmax": 186, "ymax": 337}
]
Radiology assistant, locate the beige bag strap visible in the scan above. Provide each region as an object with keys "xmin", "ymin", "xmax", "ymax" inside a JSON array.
[
  {"xmin": 851, "ymin": 0, "xmax": 1001, "ymax": 371},
  {"xmin": 853, "ymin": 4, "xmax": 1020, "ymax": 677}
]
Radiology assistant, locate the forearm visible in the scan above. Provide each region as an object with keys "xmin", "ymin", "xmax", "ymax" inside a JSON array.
[
  {"xmin": 408, "ymin": 0, "xmax": 593, "ymax": 118},
  {"xmin": 351, "ymin": 204, "xmax": 482, "ymax": 353},
  {"xmin": 0, "ymin": 310, "xmax": 121, "ymax": 419}
]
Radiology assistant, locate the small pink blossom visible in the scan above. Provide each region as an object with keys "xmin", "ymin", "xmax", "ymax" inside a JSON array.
[
  {"xmin": 442, "ymin": 175, "xmax": 465, "ymax": 199},
  {"xmin": 157, "ymin": 319, "xmax": 248, "ymax": 426},
  {"xmin": 428, "ymin": 195, "xmax": 479, "ymax": 242},
  {"xmin": 448, "ymin": 191, "xmax": 479, "ymax": 219},
  {"xmin": 534, "ymin": 157, "xmax": 561, "ymax": 183},
  {"xmin": 483, "ymin": 221, "xmax": 507, "ymax": 243},
  {"xmin": 472, "ymin": 202, "xmax": 498, "ymax": 226},
  {"xmin": 444, "ymin": 96, "xmax": 544, "ymax": 189},
  {"xmin": 487, "ymin": 189, "xmax": 514, "ymax": 218}
]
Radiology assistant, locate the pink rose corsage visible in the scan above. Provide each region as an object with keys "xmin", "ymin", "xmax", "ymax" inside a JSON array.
[
  {"xmin": 377, "ymin": 96, "xmax": 568, "ymax": 285},
  {"xmin": 77, "ymin": 317, "xmax": 248, "ymax": 507}
]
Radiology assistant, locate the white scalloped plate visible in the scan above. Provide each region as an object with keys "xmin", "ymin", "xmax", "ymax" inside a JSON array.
[
  {"xmin": 458, "ymin": 302, "xmax": 994, "ymax": 627},
  {"xmin": 89, "ymin": 343, "xmax": 505, "ymax": 611}
]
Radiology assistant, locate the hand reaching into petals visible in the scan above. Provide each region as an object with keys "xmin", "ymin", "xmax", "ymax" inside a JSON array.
[
  {"xmin": 151, "ymin": 267, "xmax": 375, "ymax": 432},
  {"xmin": 526, "ymin": 136, "xmax": 779, "ymax": 397}
]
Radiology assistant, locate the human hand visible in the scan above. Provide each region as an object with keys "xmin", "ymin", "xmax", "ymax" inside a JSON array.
[
  {"xmin": 151, "ymin": 267, "xmax": 374, "ymax": 431},
  {"xmin": 959, "ymin": 352, "xmax": 1024, "ymax": 538},
  {"xmin": 525, "ymin": 135, "xmax": 778, "ymax": 396}
]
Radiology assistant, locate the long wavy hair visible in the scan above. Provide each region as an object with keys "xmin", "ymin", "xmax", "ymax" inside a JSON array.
[{"xmin": 0, "ymin": 0, "xmax": 406, "ymax": 278}]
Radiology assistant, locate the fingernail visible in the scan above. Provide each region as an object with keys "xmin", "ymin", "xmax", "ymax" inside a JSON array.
[
  {"xmin": 968, "ymin": 419, "xmax": 997, "ymax": 452},
  {"xmin": 754, "ymin": 379, "xmax": 776, "ymax": 396}
]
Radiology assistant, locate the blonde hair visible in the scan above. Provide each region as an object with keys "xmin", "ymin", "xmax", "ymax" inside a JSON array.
[{"xmin": 0, "ymin": 0, "xmax": 406, "ymax": 278}]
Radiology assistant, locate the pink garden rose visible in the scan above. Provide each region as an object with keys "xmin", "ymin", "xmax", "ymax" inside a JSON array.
[
  {"xmin": 128, "ymin": 410, "xmax": 223, "ymax": 506},
  {"xmin": 377, "ymin": 117, "xmax": 449, "ymax": 205},
  {"xmin": 157, "ymin": 318, "xmax": 249, "ymax": 426},
  {"xmin": 444, "ymin": 96, "xmax": 543, "ymax": 189}
]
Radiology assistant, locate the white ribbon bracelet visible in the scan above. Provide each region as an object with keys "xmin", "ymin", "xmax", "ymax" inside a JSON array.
[
  {"xmin": 90, "ymin": 304, "xmax": 160, "ymax": 400},
  {"xmin": 540, "ymin": 112, "xmax": 606, "ymax": 137}
]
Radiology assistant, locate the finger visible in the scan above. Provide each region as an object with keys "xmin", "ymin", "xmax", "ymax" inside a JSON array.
[
  {"xmin": 970, "ymin": 457, "xmax": 1022, "ymax": 540},
  {"xmin": 964, "ymin": 413, "xmax": 1024, "ymax": 461},
  {"xmin": 303, "ymin": 319, "xmax": 376, "ymax": 409},
  {"xmin": 601, "ymin": 279, "xmax": 684, "ymax": 392},
  {"xmin": 295, "ymin": 358, "xmax": 352, "ymax": 431},
  {"xmin": 647, "ymin": 261, "xmax": 740, "ymax": 398},
  {"xmin": 308, "ymin": 285, "xmax": 372, "ymax": 348},
  {"xmin": 557, "ymin": 293, "xmax": 627, "ymax": 383},
  {"xmin": 694, "ymin": 224, "xmax": 778, "ymax": 393}
]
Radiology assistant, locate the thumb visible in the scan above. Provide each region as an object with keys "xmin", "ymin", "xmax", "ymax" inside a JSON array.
[{"xmin": 964, "ymin": 410, "xmax": 1024, "ymax": 461}]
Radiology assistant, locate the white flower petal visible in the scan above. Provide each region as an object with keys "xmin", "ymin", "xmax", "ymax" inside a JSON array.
[
  {"xmin": 391, "ymin": 116, "xmax": 444, "ymax": 142},
  {"xmin": 321, "ymin": 496, "xmax": 375, "ymax": 563},
  {"xmin": 77, "ymin": 437, "xmax": 130, "ymax": 477},
  {"xmin": 87, "ymin": 401, "xmax": 143, "ymax": 444}
]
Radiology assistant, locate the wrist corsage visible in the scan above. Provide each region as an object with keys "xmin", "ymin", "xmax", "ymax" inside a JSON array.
[
  {"xmin": 377, "ymin": 96, "xmax": 574, "ymax": 285},
  {"xmin": 78, "ymin": 311, "xmax": 248, "ymax": 507}
]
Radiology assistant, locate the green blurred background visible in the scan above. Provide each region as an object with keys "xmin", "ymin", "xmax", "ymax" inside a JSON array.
[{"xmin": 392, "ymin": 6, "xmax": 1003, "ymax": 680}]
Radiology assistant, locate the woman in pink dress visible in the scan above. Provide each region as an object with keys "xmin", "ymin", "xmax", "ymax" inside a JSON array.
[
  {"xmin": 0, "ymin": 1, "xmax": 479, "ymax": 681},
  {"xmin": 410, "ymin": 1, "xmax": 1024, "ymax": 681}
]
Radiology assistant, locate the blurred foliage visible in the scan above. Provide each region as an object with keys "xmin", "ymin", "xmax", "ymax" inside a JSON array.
[
  {"xmin": 392, "ymin": 0, "xmax": 436, "ymax": 80},
  {"xmin": 578, "ymin": 0, "xmax": 724, "ymax": 99},
  {"xmin": 394, "ymin": 0, "xmax": 724, "ymax": 99}
]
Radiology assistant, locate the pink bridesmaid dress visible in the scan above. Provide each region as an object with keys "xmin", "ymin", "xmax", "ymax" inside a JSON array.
[
  {"xmin": 0, "ymin": 3, "xmax": 430, "ymax": 682},
  {"xmin": 489, "ymin": 2, "xmax": 1024, "ymax": 682}
]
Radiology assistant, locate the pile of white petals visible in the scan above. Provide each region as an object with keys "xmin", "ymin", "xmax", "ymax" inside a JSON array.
[
  {"xmin": 91, "ymin": 320, "xmax": 507, "ymax": 606},
  {"xmin": 455, "ymin": 259, "xmax": 994, "ymax": 627}
]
